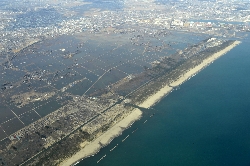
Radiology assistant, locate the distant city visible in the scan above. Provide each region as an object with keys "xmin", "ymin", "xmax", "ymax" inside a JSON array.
[{"xmin": 0, "ymin": 0, "xmax": 249, "ymax": 54}]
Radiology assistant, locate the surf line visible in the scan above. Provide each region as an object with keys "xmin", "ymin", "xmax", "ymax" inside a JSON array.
[
  {"xmin": 110, "ymin": 144, "xmax": 119, "ymax": 152},
  {"xmin": 97, "ymin": 154, "xmax": 106, "ymax": 163},
  {"xmin": 122, "ymin": 135, "xmax": 130, "ymax": 142},
  {"xmin": 132, "ymin": 128, "xmax": 138, "ymax": 133}
]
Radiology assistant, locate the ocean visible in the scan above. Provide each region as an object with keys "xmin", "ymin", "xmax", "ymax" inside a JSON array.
[{"xmin": 77, "ymin": 37, "xmax": 250, "ymax": 166}]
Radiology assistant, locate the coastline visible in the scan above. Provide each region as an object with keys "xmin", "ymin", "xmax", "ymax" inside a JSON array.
[
  {"xmin": 138, "ymin": 40, "xmax": 241, "ymax": 109},
  {"xmin": 60, "ymin": 40, "xmax": 240, "ymax": 166},
  {"xmin": 60, "ymin": 109, "xmax": 142, "ymax": 166},
  {"xmin": 169, "ymin": 41, "xmax": 241, "ymax": 87}
]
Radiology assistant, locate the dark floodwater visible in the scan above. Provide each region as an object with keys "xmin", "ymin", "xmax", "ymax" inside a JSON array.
[
  {"xmin": 77, "ymin": 39, "xmax": 250, "ymax": 165},
  {"xmin": 0, "ymin": 31, "xmax": 206, "ymax": 139}
]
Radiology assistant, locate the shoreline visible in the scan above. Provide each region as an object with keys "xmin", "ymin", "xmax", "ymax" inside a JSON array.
[
  {"xmin": 169, "ymin": 41, "xmax": 241, "ymax": 87},
  {"xmin": 138, "ymin": 40, "xmax": 240, "ymax": 109},
  {"xmin": 60, "ymin": 40, "xmax": 240, "ymax": 166},
  {"xmin": 60, "ymin": 109, "xmax": 143, "ymax": 166}
]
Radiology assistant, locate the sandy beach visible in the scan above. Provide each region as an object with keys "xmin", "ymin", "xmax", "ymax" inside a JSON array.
[
  {"xmin": 60, "ymin": 40, "xmax": 240, "ymax": 166},
  {"xmin": 139, "ymin": 85, "xmax": 173, "ymax": 109},
  {"xmin": 170, "ymin": 41, "xmax": 241, "ymax": 87},
  {"xmin": 60, "ymin": 109, "xmax": 142, "ymax": 166},
  {"xmin": 139, "ymin": 40, "xmax": 240, "ymax": 109}
]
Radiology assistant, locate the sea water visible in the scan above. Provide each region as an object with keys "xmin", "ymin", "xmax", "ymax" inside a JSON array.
[{"xmin": 77, "ymin": 37, "xmax": 250, "ymax": 166}]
